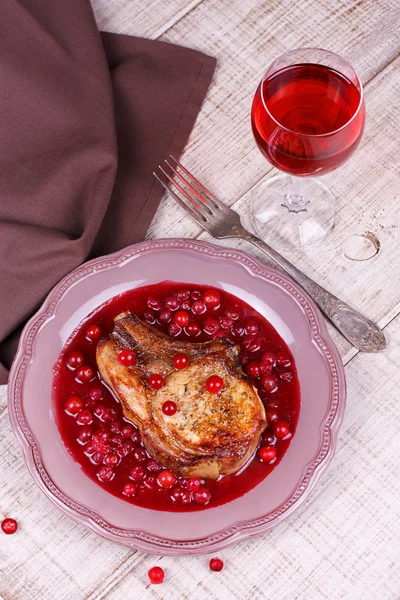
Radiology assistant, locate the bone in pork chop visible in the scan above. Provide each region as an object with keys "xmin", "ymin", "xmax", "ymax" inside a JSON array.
[{"xmin": 96, "ymin": 313, "xmax": 267, "ymax": 479}]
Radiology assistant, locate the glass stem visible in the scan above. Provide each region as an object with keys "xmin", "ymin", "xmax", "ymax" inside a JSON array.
[{"xmin": 284, "ymin": 176, "xmax": 309, "ymax": 212}]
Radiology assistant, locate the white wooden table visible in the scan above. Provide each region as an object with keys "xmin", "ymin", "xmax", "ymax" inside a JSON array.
[{"xmin": 1, "ymin": 1, "xmax": 399, "ymax": 598}]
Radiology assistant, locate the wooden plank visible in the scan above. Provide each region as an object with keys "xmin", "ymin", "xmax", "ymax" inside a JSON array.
[
  {"xmin": 91, "ymin": 0, "xmax": 204, "ymax": 39},
  {"xmin": 2, "ymin": 315, "xmax": 396, "ymax": 599}
]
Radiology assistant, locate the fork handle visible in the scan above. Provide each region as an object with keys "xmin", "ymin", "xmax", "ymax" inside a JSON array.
[{"xmin": 242, "ymin": 232, "xmax": 386, "ymax": 352}]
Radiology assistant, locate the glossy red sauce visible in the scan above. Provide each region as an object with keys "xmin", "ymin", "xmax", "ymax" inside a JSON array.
[{"xmin": 53, "ymin": 282, "xmax": 300, "ymax": 511}]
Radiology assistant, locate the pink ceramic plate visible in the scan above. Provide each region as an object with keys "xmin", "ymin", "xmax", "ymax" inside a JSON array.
[{"xmin": 8, "ymin": 239, "xmax": 345, "ymax": 555}]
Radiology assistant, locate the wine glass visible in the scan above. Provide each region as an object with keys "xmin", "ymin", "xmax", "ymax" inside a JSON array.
[{"xmin": 250, "ymin": 48, "xmax": 365, "ymax": 250}]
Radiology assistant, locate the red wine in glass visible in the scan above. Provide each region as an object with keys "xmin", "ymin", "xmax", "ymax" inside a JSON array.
[{"xmin": 251, "ymin": 63, "xmax": 365, "ymax": 176}]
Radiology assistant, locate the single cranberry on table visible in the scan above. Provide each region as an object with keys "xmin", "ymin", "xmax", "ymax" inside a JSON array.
[
  {"xmin": 1, "ymin": 518, "xmax": 18, "ymax": 535},
  {"xmin": 274, "ymin": 421, "xmax": 291, "ymax": 439},
  {"xmin": 122, "ymin": 482, "xmax": 137, "ymax": 497},
  {"xmin": 65, "ymin": 396, "xmax": 84, "ymax": 415},
  {"xmin": 246, "ymin": 360, "xmax": 260, "ymax": 378},
  {"xmin": 130, "ymin": 465, "xmax": 146, "ymax": 481},
  {"xmin": 162, "ymin": 400, "xmax": 177, "ymax": 416},
  {"xmin": 77, "ymin": 425, "xmax": 93, "ymax": 445},
  {"xmin": 185, "ymin": 320, "xmax": 201, "ymax": 337},
  {"xmin": 148, "ymin": 566, "xmax": 165, "ymax": 585},
  {"xmin": 157, "ymin": 470, "xmax": 176, "ymax": 488},
  {"xmin": 204, "ymin": 317, "xmax": 220, "ymax": 335},
  {"xmin": 187, "ymin": 477, "xmax": 202, "ymax": 492},
  {"xmin": 225, "ymin": 304, "xmax": 244, "ymax": 320},
  {"xmin": 76, "ymin": 365, "xmax": 95, "ymax": 383},
  {"xmin": 191, "ymin": 300, "xmax": 207, "ymax": 315},
  {"xmin": 193, "ymin": 486, "xmax": 212, "ymax": 505},
  {"xmin": 117, "ymin": 349, "xmax": 136, "ymax": 367},
  {"xmin": 209, "ymin": 557, "xmax": 224, "ymax": 572},
  {"xmin": 164, "ymin": 295, "xmax": 181, "ymax": 311},
  {"xmin": 168, "ymin": 322, "xmax": 182, "ymax": 337},
  {"xmin": 66, "ymin": 351, "xmax": 84, "ymax": 369},
  {"xmin": 147, "ymin": 296, "xmax": 161, "ymax": 311},
  {"xmin": 202, "ymin": 289, "xmax": 221, "ymax": 308},
  {"xmin": 158, "ymin": 308, "xmax": 172, "ymax": 325},
  {"xmin": 173, "ymin": 353, "xmax": 189, "ymax": 370},
  {"xmin": 96, "ymin": 465, "xmax": 115, "ymax": 482},
  {"xmin": 258, "ymin": 445, "xmax": 277, "ymax": 463},
  {"xmin": 148, "ymin": 373, "xmax": 165, "ymax": 390},
  {"xmin": 275, "ymin": 352, "xmax": 291, "ymax": 368},
  {"xmin": 86, "ymin": 324, "xmax": 102, "ymax": 341},
  {"xmin": 206, "ymin": 375, "xmax": 224, "ymax": 394},
  {"xmin": 173, "ymin": 310, "xmax": 189, "ymax": 328},
  {"xmin": 261, "ymin": 374, "xmax": 278, "ymax": 393},
  {"xmin": 76, "ymin": 409, "xmax": 93, "ymax": 426}
]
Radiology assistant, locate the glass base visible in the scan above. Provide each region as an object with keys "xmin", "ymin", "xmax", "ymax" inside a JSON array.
[{"xmin": 248, "ymin": 174, "xmax": 335, "ymax": 252}]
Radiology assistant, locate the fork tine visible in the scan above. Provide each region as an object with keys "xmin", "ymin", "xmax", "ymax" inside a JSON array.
[
  {"xmin": 168, "ymin": 155, "xmax": 224, "ymax": 210},
  {"xmin": 153, "ymin": 169, "xmax": 208, "ymax": 224},
  {"xmin": 164, "ymin": 158, "xmax": 213, "ymax": 213}
]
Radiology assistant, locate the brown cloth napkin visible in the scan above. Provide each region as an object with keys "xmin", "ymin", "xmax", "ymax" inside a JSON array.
[{"xmin": 0, "ymin": 1, "xmax": 216, "ymax": 383}]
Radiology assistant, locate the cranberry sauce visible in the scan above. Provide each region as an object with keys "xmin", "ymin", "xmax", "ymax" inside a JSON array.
[{"xmin": 53, "ymin": 282, "xmax": 300, "ymax": 512}]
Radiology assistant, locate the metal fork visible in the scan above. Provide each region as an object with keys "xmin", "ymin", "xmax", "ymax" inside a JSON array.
[{"xmin": 154, "ymin": 156, "xmax": 386, "ymax": 352}]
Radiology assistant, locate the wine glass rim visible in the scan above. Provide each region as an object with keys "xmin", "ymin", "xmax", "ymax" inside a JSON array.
[{"xmin": 259, "ymin": 47, "xmax": 364, "ymax": 138}]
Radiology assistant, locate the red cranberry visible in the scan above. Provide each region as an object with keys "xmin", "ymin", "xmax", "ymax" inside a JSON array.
[
  {"xmin": 261, "ymin": 375, "xmax": 278, "ymax": 393},
  {"xmin": 108, "ymin": 407, "xmax": 118, "ymax": 420},
  {"xmin": 121, "ymin": 424, "xmax": 134, "ymax": 439},
  {"xmin": 168, "ymin": 322, "xmax": 182, "ymax": 337},
  {"xmin": 191, "ymin": 290, "xmax": 202, "ymax": 301},
  {"xmin": 146, "ymin": 459, "xmax": 162, "ymax": 473},
  {"xmin": 65, "ymin": 396, "xmax": 84, "ymax": 415},
  {"xmin": 123, "ymin": 439, "xmax": 135, "ymax": 453},
  {"xmin": 77, "ymin": 426, "xmax": 93, "ymax": 444},
  {"xmin": 143, "ymin": 310, "xmax": 156, "ymax": 325},
  {"xmin": 117, "ymin": 444, "xmax": 129, "ymax": 458},
  {"xmin": 181, "ymin": 300, "xmax": 192, "ymax": 311},
  {"xmin": 173, "ymin": 310, "xmax": 189, "ymax": 328},
  {"xmin": 89, "ymin": 387, "xmax": 103, "ymax": 402},
  {"xmin": 131, "ymin": 431, "xmax": 142, "ymax": 445},
  {"xmin": 133, "ymin": 448, "xmax": 147, "ymax": 463},
  {"xmin": 148, "ymin": 566, "xmax": 164, "ymax": 584},
  {"xmin": 231, "ymin": 322, "xmax": 245, "ymax": 337},
  {"xmin": 263, "ymin": 433, "xmax": 276, "ymax": 446},
  {"xmin": 96, "ymin": 465, "xmax": 115, "ymax": 482},
  {"xmin": 158, "ymin": 308, "xmax": 172, "ymax": 325},
  {"xmin": 92, "ymin": 429, "xmax": 111, "ymax": 454},
  {"xmin": 91, "ymin": 452, "xmax": 104, "ymax": 465},
  {"xmin": 157, "ymin": 470, "xmax": 176, "ymax": 488},
  {"xmin": 84, "ymin": 444, "xmax": 95, "ymax": 456},
  {"xmin": 258, "ymin": 445, "xmax": 277, "ymax": 463},
  {"xmin": 171, "ymin": 487, "xmax": 184, "ymax": 503},
  {"xmin": 242, "ymin": 335, "xmax": 261, "ymax": 352},
  {"xmin": 226, "ymin": 304, "xmax": 244, "ymax": 320},
  {"xmin": 209, "ymin": 558, "xmax": 224, "ymax": 572},
  {"xmin": 86, "ymin": 324, "xmax": 102, "ymax": 341},
  {"xmin": 187, "ymin": 477, "xmax": 202, "ymax": 492},
  {"xmin": 246, "ymin": 360, "xmax": 260, "ymax": 378},
  {"xmin": 193, "ymin": 486, "xmax": 212, "ymax": 505},
  {"xmin": 275, "ymin": 352, "xmax": 291, "ymax": 368},
  {"xmin": 76, "ymin": 409, "xmax": 93, "ymax": 426},
  {"xmin": 274, "ymin": 421, "xmax": 290, "ymax": 439},
  {"xmin": 185, "ymin": 321, "xmax": 201, "ymax": 337},
  {"xmin": 147, "ymin": 296, "xmax": 161, "ymax": 311},
  {"xmin": 111, "ymin": 434, "xmax": 123, "ymax": 446},
  {"xmin": 144, "ymin": 474, "xmax": 157, "ymax": 489},
  {"xmin": 204, "ymin": 318, "xmax": 220, "ymax": 334},
  {"xmin": 162, "ymin": 401, "xmax": 177, "ymax": 416},
  {"xmin": 206, "ymin": 375, "xmax": 224, "ymax": 394},
  {"xmin": 260, "ymin": 361, "xmax": 273, "ymax": 376},
  {"xmin": 1, "ymin": 518, "xmax": 18, "ymax": 535},
  {"xmin": 93, "ymin": 404, "xmax": 110, "ymax": 422},
  {"xmin": 148, "ymin": 374, "xmax": 165, "ymax": 390},
  {"xmin": 202, "ymin": 289, "xmax": 221, "ymax": 308},
  {"xmin": 164, "ymin": 295, "xmax": 180, "ymax": 310},
  {"xmin": 192, "ymin": 300, "xmax": 207, "ymax": 315},
  {"xmin": 239, "ymin": 351, "xmax": 250, "ymax": 365},
  {"xmin": 279, "ymin": 370, "xmax": 294, "ymax": 383},
  {"xmin": 212, "ymin": 329, "xmax": 226, "ymax": 339},
  {"xmin": 104, "ymin": 452, "xmax": 119, "ymax": 467},
  {"xmin": 117, "ymin": 349, "xmax": 136, "ymax": 367},
  {"xmin": 266, "ymin": 408, "xmax": 279, "ymax": 423},
  {"xmin": 179, "ymin": 477, "xmax": 188, "ymax": 489},
  {"xmin": 180, "ymin": 489, "xmax": 192, "ymax": 504},
  {"xmin": 123, "ymin": 482, "xmax": 137, "ymax": 497},
  {"xmin": 261, "ymin": 351, "xmax": 276, "ymax": 369},
  {"xmin": 244, "ymin": 317, "xmax": 261, "ymax": 335},
  {"xmin": 219, "ymin": 316, "xmax": 233, "ymax": 331},
  {"xmin": 130, "ymin": 466, "xmax": 146, "ymax": 481},
  {"xmin": 76, "ymin": 365, "xmax": 95, "ymax": 383},
  {"xmin": 66, "ymin": 351, "xmax": 84, "ymax": 369},
  {"xmin": 177, "ymin": 289, "xmax": 190, "ymax": 301},
  {"xmin": 173, "ymin": 353, "xmax": 189, "ymax": 370},
  {"xmin": 109, "ymin": 421, "xmax": 122, "ymax": 434}
]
